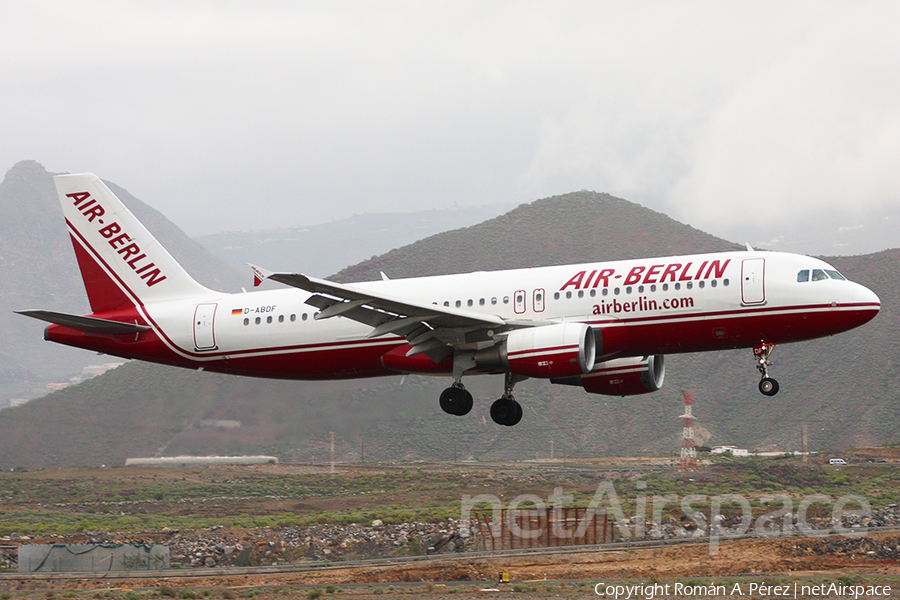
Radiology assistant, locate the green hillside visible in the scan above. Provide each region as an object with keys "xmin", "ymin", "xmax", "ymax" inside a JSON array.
[
  {"xmin": 0, "ymin": 178, "xmax": 896, "ymax": 469},
  {"xmin": 333, "ymin": 190, "xmax": 741, "ymax": 282}
]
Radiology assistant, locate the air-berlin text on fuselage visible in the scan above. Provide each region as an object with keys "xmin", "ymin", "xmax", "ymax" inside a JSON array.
[
  {"xmin": 560, "ymin": 259, "xmax": 731, "ymax": 290},
  {"xmin": 66, "ymin": 192, "xmax": 167, "ymax": 287}
]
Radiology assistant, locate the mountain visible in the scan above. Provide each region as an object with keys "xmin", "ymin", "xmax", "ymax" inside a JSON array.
[
  {"xmin": 0, "ymin": 167, "xmax": 897, "ymax": 469},
  {"xmin": 332, "ymin": 191, "xmax": 741, "ymax": 282},
  {"xmin": 195, "ymin": 206, "xmax": 515, "ymax": 278}
]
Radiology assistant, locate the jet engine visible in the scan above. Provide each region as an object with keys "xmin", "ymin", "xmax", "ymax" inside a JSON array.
[
  {"xmin": 475, "ymin": 322, "xmax": 596, "ymax": 378},
  {"xmin": 573, "ymin": 355, "xmax": 665, "ymax": 396}
]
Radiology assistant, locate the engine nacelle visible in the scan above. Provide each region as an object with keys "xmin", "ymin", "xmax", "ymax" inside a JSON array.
[
  {"xmin": 592, "ymin": 323, "xmax": 630, "ymax": 361},
  {"xmin": 475, "ymin": 323, "xmax": 596, "ymax": 378},
  {"xmin": 579, "ymin": 355, "xmax": 665, "ymax": 396}
]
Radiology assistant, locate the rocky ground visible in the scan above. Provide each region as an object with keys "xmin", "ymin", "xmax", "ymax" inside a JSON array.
[
  {"xmin": 4, "ymin": 504, "xmax": 897, "ymax": 571},
  {"xmin": 2, "ymin": 533, "xmax": 900, "ymax": 599}
]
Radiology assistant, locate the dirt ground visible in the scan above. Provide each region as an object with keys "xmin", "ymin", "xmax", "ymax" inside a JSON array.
[{"xmin": 4, "ymin": 532, "xmax": 900, "ymax": 599}]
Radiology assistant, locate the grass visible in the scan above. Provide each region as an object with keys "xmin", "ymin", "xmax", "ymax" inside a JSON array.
[{"xmin": 1, "ymin": 459, "xmax": 898, "ymax": 537}]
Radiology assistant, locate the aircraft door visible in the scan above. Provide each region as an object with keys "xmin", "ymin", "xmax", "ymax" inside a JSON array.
[
  {"xmin": 533, "ymin": 288, "xmax": 545, "ymax": 313},
  {"xmin": 193, "ymin": 303, "xmax": 218, "ymax": 350},
  {"xmin": 741, "ymin": 258, "xmax": 766, "ymax": 305},
  {"xmin": 514, "ymin": 290, "xmax": 526, "ymax": 314}
]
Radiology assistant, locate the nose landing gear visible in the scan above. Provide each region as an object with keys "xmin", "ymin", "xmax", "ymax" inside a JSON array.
[{"xmin": 753, "ymin": 343, "xmax": 779, "ymax": 396}]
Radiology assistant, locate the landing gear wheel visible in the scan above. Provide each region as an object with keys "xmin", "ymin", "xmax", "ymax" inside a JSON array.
[
  {"xmin": 759, "ymin": 377, "xmax": 779, "ymax": 396},
  {"xmin": 490, "ymin": 397, "xmax": 522, "ymax": 427},
  {"xmin": 752, "ymin": 343, "xmax": 779, "ymax": 397},
  {"xmin": 439, "ymin": 385, "xmax": 474, "ymax": 416}
]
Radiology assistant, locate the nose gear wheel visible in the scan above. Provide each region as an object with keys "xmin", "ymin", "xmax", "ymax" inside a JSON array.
[{"xmin": 753, "ymin": 343, "xmax": 779, "ymax": 396}]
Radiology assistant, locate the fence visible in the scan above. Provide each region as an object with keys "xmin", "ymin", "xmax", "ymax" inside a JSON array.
[
  {"xmin": 17, "ymin": 544, "xmax": 169, "ymax": 573},
  {"xmin": 472, "ymin": 507, "xmax": 613, "ymax": 550}
]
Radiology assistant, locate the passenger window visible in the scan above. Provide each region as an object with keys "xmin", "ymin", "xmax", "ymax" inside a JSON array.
[
  {"xmin": 278, "ymin": 315, "xmax": 284, "ymax": 323},
  {"xmin": 825, "ymin": 270, "xmax": 846, "ymax": 281},
  {"xmin": 444, "ymin": 301, "xmax": 449, "ymax": 307},
  {"xmin": 797, "ymin": 270, "xmax": 810, "ymax": 283},
  {"xmin": 455, "ymin": 300, "xmax": 462, "ymax": 308},
  {"xmin": 491, "ymin": 297, "xmax": 498, "ymax": 305},
  {"xmin": 255, "ymin": 317, "xmax": 261, "ymax": 325},
  {"xmin": 243, "ymin": 318, "xmax": 249, "ymax": 326},
  {"xmin": 290, "ymin": 314, "xmax": 296, "ymax": 322},
  {"xmin": 467, "ymin": 299, "xmax": 473, "ymax": 307},
  {"xmin": 479, "ymin": 298, "xmax": 485, "ymax": 306},
  {"xmin": 503, "ymin": 296, "xmax": 510, "ymax": 304},
  {"xmin": 302, "ymin": 313, "xmax": 308, "ymax": 321},
  {"xmin": 267, "ymin": 316, "xmax": 273, "ymax": 324},
  {"xmin": 812, "ymin": 269, "xmax": 828, "ymax": 281}
]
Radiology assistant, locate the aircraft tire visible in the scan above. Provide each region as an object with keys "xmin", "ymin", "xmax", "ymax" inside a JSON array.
[
  {"xmin": 759, "ymin": 377, "xmax": 780, "ymax": 396},
  {"xmin": 490, "ymin": 397, "xmax": 522, "ymax": 426},
  {"xmin": 440, "ymin": 386, "xmax": 473, "ymax": 416}
]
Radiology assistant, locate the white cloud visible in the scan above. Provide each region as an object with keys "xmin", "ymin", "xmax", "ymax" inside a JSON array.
[{"xmin": 2, "ymin": 1, "xmax": 899, "ymax": 246}]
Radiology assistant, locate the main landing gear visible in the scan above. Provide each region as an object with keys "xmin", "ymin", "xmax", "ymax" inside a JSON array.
[
  {"xmin": 439, "ymin": 382, "xmax": 473, "ymax": 416},
  {"xmin": 489, "ymin": 373, "xmax": 526, "ymax": 427},
  {"xmin": 438, "ymin": 372, "xmax": 527, "ymax": 426},
  {"xmin": 753, "ymin": 343, "xmax": 779, "ymax": 396}
]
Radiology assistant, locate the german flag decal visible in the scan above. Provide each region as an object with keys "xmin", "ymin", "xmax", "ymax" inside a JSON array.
[{"xmin": 231, "ymin": 308, "xmax": 243, "ymax": 316}]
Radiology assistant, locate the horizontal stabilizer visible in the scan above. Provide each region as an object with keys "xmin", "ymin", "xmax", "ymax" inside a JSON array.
[{"xmin": 16, "ymin": 310, "xmax": 151, "ymax": 335}]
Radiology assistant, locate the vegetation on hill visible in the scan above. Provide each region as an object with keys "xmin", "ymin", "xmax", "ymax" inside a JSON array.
[{"xmin": 333, "ymin": 191, "xmax": 741, "ymax": 282}]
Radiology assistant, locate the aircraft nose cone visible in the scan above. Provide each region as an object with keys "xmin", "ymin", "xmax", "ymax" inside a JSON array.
[{"xmin": 853, "ymin": 282, "xmax": 880, "ymax": 323}]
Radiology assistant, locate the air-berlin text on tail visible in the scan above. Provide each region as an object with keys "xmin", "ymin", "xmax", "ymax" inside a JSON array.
[
  {"xmin": 560, "ymin": 259, "xmax": 731, "ymax": 290},
  {"xmin": 66, "ymin": 192, "xmax": 167, "ymax": 287}
]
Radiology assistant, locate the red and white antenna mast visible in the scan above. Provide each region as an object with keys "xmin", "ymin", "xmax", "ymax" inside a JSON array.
[{"xmin": 679, "ymin": 390, "xmax": 698, "ymax": 472}]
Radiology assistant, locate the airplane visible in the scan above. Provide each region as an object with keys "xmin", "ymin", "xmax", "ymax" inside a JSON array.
[{"xmin": 17, "ymin": 174, "xmax": 881, "ymax": 427}]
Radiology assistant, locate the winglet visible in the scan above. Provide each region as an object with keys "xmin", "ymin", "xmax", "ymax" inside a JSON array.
[
  {"xmin": 248, "ymin": 264, "xmax": 273, "ymax": 287},
  {"xmin": 745, "ymin": 242, "xmax": 755, "ymax": 252}
]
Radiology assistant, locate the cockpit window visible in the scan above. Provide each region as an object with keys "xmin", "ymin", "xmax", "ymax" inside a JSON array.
[
  {"xmin": 811, "ymin": 269, "xmax": 828, "ymax": 281},
  {"xmin": 797, "ymin": 270, "xmax": 809, "ymax": 283},
  {"xmin": 825, "ymin": 270, "xmax": 846, "ymax": 281}
]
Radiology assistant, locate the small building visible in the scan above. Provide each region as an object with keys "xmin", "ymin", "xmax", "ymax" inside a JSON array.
[
  {"xmin": 125, "ymin": 455, "xmax": 277, "ymax": 467},
  {"xmin": 710, "ymin": 445, "xmax": 749, "ymax": 457}
]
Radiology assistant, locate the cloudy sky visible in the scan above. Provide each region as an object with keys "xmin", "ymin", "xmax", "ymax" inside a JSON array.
[{"xmin": 3, "ymin": 1, "xmax": 899, "ymax": 253}]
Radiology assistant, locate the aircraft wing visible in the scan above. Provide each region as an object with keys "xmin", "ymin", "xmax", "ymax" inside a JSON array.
[{"xmin": 250, "ymin": 265, "xmax": 508, "ymax": 362}]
